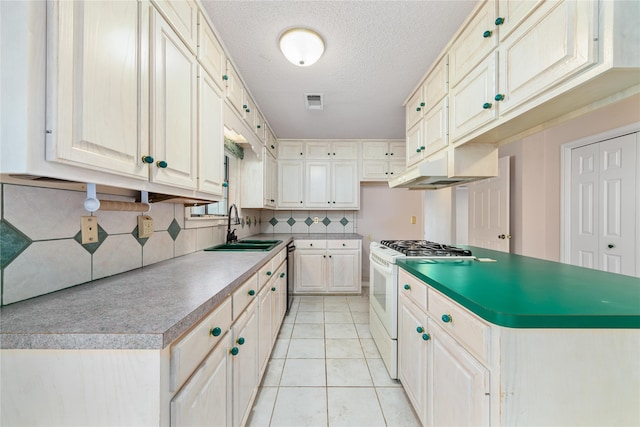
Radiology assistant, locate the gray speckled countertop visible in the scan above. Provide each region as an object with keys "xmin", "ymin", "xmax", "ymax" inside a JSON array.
[{"xmin": 0, "ymin": 234, "xmax": 361, "ymax": 350}]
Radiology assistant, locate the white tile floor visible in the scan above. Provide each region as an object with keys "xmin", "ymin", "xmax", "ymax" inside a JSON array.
[{"xmin": 246, "ymin": 292, "xmax": 421, "ymax": 427}]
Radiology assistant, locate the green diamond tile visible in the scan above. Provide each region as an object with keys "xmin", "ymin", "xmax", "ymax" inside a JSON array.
[
  {"xmin": 340, "ymin": 217, "xmax": 349, "ymax": 226},
  {"xmin": 322, "ymin": 217, "xmax": 331, "ymax": 226},
  {"xmin": 305, "ymin": 217, "xmax": 314, "ymax": 226},
  {"xmin": 287, "ymin": 217, "xmax": 296, "ymax": 226},
  {"xmin": 167, "ymin": 219, "xmax": 181, "ymax": 241},
  {"xmin": 131, "ymin": 226, "xmax": 149, "ymax": 247},
  {"xmin": 247, "ymin": 217, "xmax": 252, "ymax": 227},
  {"xmin": 0, "ymin": 219, "xmax": 32, "ymax": 269},
  {"xmin": 74, "ymin": 223, "xmax": 108, "ymax": 254},
  {"xmin": 269, "ymin": 217, "xmax": 278, "ymax": 226}
]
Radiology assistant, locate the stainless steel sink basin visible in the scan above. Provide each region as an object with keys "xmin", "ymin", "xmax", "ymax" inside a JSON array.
[{"xmin": 204, "ymin": 240, "xmax": 281, "ymax": 252}]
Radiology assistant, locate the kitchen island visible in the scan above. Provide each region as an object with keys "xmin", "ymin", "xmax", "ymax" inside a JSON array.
[{"xmin": 396, "ymin": 247, "xmax": 639, "ymax": 427}]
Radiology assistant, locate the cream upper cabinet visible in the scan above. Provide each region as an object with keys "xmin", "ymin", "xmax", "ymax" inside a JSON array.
[
  {"xmin": 304, "ymin": 161, "xmax": 331, "ymax": 208},
  {"xmin": 449, "ymin": 0, "xmax": 498, "ymax": 88},
  {"xmin": 450, "ymin": 52, "xmax": 499, "ymax": 143},
  {"xmin": 277, "ymin": 140, "xmax": 305, "ymax": 159},
  {"xmin": 423, "ymin": 98, "xmax": 448, "ymax": 157},
  {"xmin": 277, "ymin": 160, "xmax": 304, "ymax": 209},
  {"xmin": 46, "ymin": 0, "xmax": 149, "ymax": 180},
  {"xmin": 265, "ymin": 129, "xmax": 277, "ymax": 157},
  {"xmin": 197, "ymin": 12, "xmax": 226, "ymax": 90},
  {"xmin": 150, "ymin": 7, "xmax": 198, "ymax": 190},
  {"xmin": 497, "ymin": 0, "xmax": 598, "ymax": 116},
  {"xmin": 424, "ymin": 56, "xmax": 448, "ymax": 108},
  {"xmin": 305, "ymin": 161, "xmax": 359, "ymax": 209},
  {"xmin": 225, "ymin": 61, "xmax": 245, "ymax": 115},
  {"xmin": 152, "ymin": 0, "xmax": 198, "ymax": 53},
  {"xmin": 240, "ymin": 148, "xmax": 276, "ymax": 209},
  {"xmin": 406, "ymin": 88, "xmax": 426, "ymax": 130},
  {"xmin": 361, "ymin": 141, "xmax": 406, "ymax": 180},
  {"xmin": 198, "ymin": 67, "xmax": 224, "ymax": 196},
  {"xmin": 305, "ymin": 141, "xmax": 359, "ymax": 160},
  {"xmin": 406, "ymin": 121, "xmax": 425, "ymax": 167}
]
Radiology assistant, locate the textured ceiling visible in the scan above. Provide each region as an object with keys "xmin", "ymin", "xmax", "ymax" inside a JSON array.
[{"xmin": 200, "ymin": 1, "xmax": 477, "ymax": 140}]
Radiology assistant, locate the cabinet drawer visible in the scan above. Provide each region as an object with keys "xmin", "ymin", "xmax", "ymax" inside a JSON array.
[
  {"xmin": 170, "ymin": 296, "xmax": 232, "ymax": 392},
  {"xmin": 295, "ymin": 239, "xmax": 327, "ymax": 249},
  {"xmin": 258, "ymin": 262, "xmax": 276, "ymax": 289},
  {"xmin": 327, "ymin": 240, "xmax": 360, "ymax": 249},
  {"xmin": 398, "ymin": 269, "xmax": 427, "ymax": 312},
  {"xmin": 427, "ymin": 288, "xmax": 490, "ymax": 364},
  {"xmin": 233, "ymin": 273, "xmax": 259, "ymax": 319}
]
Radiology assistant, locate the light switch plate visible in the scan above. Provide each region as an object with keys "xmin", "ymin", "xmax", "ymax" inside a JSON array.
[
  {"xmin": 81, "ymin": 216, "xmax": 99, "ymax": 244},
  {"xmin": 138, "ymin": 215, "xmax": 154, "ymax": 238}
]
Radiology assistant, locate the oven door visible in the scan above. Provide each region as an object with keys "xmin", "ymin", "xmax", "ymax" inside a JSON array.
[{"xmin": 369, "ymin": 251, "xmax": 398, "ymax": 339}]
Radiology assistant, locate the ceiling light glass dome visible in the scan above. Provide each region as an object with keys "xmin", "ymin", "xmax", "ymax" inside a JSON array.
[{"xmin": 279, "ymin": 28, "xmax": 325, "ymax": 67}]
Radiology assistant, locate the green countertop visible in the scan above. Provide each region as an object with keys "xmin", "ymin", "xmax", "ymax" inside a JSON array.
[{"xmin": 397, "ymin": 247, "xmax": 640, "ymax": 329}]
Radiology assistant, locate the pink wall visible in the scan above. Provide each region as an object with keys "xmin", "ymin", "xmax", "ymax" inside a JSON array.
[
  {"xmin": 502, "ymin": 94, "xmax": 640, "ymax": 261},
  {"xmin": 357, "ymin": 183, "xmax": 424, "ymax": 280}
]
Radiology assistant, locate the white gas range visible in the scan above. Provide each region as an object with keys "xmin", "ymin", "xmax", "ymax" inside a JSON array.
[{"xmin": 369, "ymin": 240, "xmax": 475, "ymax": 379}]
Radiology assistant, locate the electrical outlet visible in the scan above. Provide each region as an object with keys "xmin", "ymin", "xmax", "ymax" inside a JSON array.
[
  {"xmin": 81, "ymin": 216, "xmax": 99, "ymax": 244},
  {"xmin": 138, "ymin": 215, "xmax": 154, "ymax": 238},
  {"xmin": 314, "ymin": 217, "xmax": 319, "ymax": 224}
]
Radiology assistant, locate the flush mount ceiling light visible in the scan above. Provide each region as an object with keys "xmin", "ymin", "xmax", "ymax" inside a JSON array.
[{"xmin": 279, "ymin": 28, "xmax": 325, "ymax": 67}]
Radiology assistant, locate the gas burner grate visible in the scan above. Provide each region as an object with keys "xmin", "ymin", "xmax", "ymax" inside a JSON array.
[{"xmin": 379, "ymin": 240, "xmax": 472, "ymax": 257}]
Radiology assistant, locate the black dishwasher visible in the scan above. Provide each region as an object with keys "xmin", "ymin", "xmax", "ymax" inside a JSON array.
[{"xmin": 286, "ymin": 242, "xmax": 295, "ymax": 313}]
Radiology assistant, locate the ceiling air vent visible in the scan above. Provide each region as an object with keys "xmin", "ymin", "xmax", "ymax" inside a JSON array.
[{"xmin": 305, "ymin": 93, "xmax": 323, "ymax": 110}]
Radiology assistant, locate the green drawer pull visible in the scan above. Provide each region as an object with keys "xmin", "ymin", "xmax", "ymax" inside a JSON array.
[
  {"xmin": 271, "ymin": 287, "xmax": 277, "ymax": 292},
  {"xmin": 156, "ymin": 160, "xmax": 168, "ymax": 168},
  {"xmin": 483, "ymin": 102, "xmax": 492, "ymax": 110},
  {"xmin": 266, "ymin": 271, "xmax": 272, "ymax": 276},
  {"xmin": 248, "ymin": 289, "xmax": 256, "ymax": 296},
  {"xmin": 483, "ymin": 30, "xmax": 492, "ymax": 38},
  {"xmin": 494, "ymin": 93, "xmax": 505, "ymax": 101},
  {"xmin": 142, "ymin": 155, "xmax": 154, "ymax": 164},
  {"xmin": 422, "ymin": 333, "xmax": 431, "ymax": 341},
  {"xmin": 280, "ymin": 272, "xmax": 285, "ymax": 278},
  {"xmin": 404, "ymin": 284, "xmax": 410, "ymax": 290},
  {"xmin": 495, "ymin": 17, "xmax": 504, "ymax": 26},
  {"xmin": 442, "ymin": 314, "xmax": 452, "ymax": 323},
  {"xmin": 230, "ymin": 347, "xmax": 239, "ymax": 355},
  {"xmin": 237, "ymin": 337, "xmax": 245, "ymax": 345},
  {"xmin": 416, "ymin": 326, "xmax": 424, "ymax": 333},
  {"xmin": 210, "ymin": 327, "xmax": 222, "ymax": 337}
]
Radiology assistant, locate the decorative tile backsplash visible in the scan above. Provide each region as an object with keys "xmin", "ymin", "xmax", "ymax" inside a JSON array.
[
  {"xmin": 0, "ymin": 184, "xmax": 260, "ymax": 306},
  {"xmin": 260, "ymin": 210, "xmax": 356, "ymax": 234}
]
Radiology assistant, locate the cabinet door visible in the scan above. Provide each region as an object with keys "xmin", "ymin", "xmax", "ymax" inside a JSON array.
[
  {"xmin": 331, "ymin": 161, "xmax": 359, "ymax": 209},
  {"xmin": 271, "ymin": 266, "xmax": 287, "ymax": 341},
  {"xmin": 424, "ymin": 56, "xmax": 448, "ymax": 107},
  {"xmin": 406, "ymin": 88, "xmax": 425, "ymax": 129},
  {"xmin": 389, "ymin": 161, "xmax": 406, "ymax": 178},
  {"xmin": 258, "ymin": 285, "xmax": 273, "ymax": 376},
  {"xmin": 398, "ymin": 295, "xmax": 429, "ymax": 426},
  {"xmin": 328, "ymin": 250, "xmax": 360, "ymax": 292},
  {"xmin": 277, "ymin": 160, "xmax": 304, "ymax": 209},
  {"xmin": 362, "ymin": 141, "xmax": 389, "ymax": 160},
  {"xmin": 197, "ymin": 12, "xmax": 226, "ymax": 90},
  {"xmin": 277, "ymin": 141, "xmax": 304, "ymax": 159},
  {"xmin": 265, "ymin": 153, "xmax": 277, "ymax": 207},
  {"xmin": 497, "ymin": 0, "xmax": 544, "ymax": 42},
  {"xmin": 362, "ymin": 161, "xmax": 389, "ymax": 180},
  {"xmin": 151, "ymin": 9, "xmax": 198, "ymax": 189},
  {"xmin": 171, "ymin": 333, "xmax": 231, "ymax": 427},
  {"xmin": 153, "ymin": 0, "xmax": 198, "ymax": 53},
  {"xmin": 305, "ymin": 141, "xmax": 332, "ymax": 159},
  {"xmin": 305, "ymin": 161, "xmax": 331, "ymax": 208},
  {"xmin": 449, "ymin": 0, "xmax": 498, "ymax": 88},
  {"xmin": 198, "ymin": 68, "xmax": 224, "ymax": 195},
  {"xmin": 406, "ymin": 121, "xmax": 424, "ymax": 168},
  {"xmin": 47, "ymin": 0, "xmax": 148, "ymax": 179},
  {"xmin": 498, "ymin": 0, "xmax": 597, "ymax": 116},
  {"xmin": 332, "ymin": 141, "xmax": 359, "ymax": 159},
  {"xmin": 449, "ymin": 52, "xmax": 498, "ymax": 143},
  {"xmin": 265, "ymin": 129, "xmax": 277, "ymax": 157},
  {"xmin": 225, "ymin": 61, "xmax": 245, "ymax": 115},
  {"xmin": 232, "ymin": 302, "xmax": 259, "ymax": 427},
  {"xmin": 429, "ymin": 320, "xmax": 490, "ymax": 427},
  {"xmin": 423, "ymin": 98, "xmax": 448, "ymax": 157},
  {"xmin": 295, "ymin": 250, "xmax": 326, "ymax": 293},
  {"xmin": 389, "ymin": 142, "xmax": 406, "ymax": 160}
]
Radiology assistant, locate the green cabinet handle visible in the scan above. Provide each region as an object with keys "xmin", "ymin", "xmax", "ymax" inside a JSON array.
[
  {"xmin": 483, "ymin": 30, "xmax": 492, "ymax": 38},
  {"xmin": 210, "ymin": 326, "xmax": 222, "ymax": 337},
  {"xmin": 270, "ymin": 144, "xmax": 275, "ymax": 149},
  {"xmin": 422, "ymin": 333, "xmax": 431, "ymax": 341},
  {"xmin": 246, "ymin": 108, "xmax": 251, "ymax": 113},
  {"xmin": 416, "ymin": 148, "xmax": 421, "ymax": 153},
  {"xmin": 222, "ymin": 182, "xmax": 228, "ymax": 187},
  {"xmin": 495, "ymin": 93, "xmax": 505, "ymax": 101},
  {"xmin": 257, "ymin": 124, "xmax": 261, "ymax": 129},
  {"xmin": 420, "ymin": 146, "xmax": 425, "ymax": 150},
  {"xmin": 416, "ymin": 107, "xmax": 421, "ymax": 112},
  {"xmin": 222, "ymin": 75, "xmax": 228, "ymax": 81},
  {"xmin": 404, "ymin": 284, "xmax": 411, "ymax": 290},
  {"xmin": 420, "ymin": 102, "xmax": 425, "ymax": 107},
  {"xmin": 271, "ymin": 287, "xmax": 276, "ymax": 292},
  {"xmin": 237, "ymin": 337, "xmax": 245, "ymax": 345},
  {"xmin": 483, "ymin": 102, "xmax": 492, "ymax": 109},
  {"xmin": 266, "ymin": 271, "xmax": 272, "ymax": 276},
  {"xmin": 280, "ymin": 272, "xmax": 285, "ymax": 278},
  {"xmin": 495, "ymin": 17, "xmax": 504, "ymax": 25},
  {"xmin": 230, "ymin": 347, "xmax": 239, "ymax": 356},
  {"xmin": 156, "ymin": 160, "xmax": 168, "ymax": 168},
  {"xmin": 248, "ymin": 289, "xmax": 256, "ymax": 296},
  {"xmin": 442, "ymin": 314, "xmax": 452, "ymax": 323},
  {"xmin": 416, "ymin": 326, "xmax": 424, "ymax": 333},
  {"xmin": 142, "ymin": 155, "xmax": 154, "ymax": 164},
  {"xmin": 243, "ymin": 104, "xmax": 248, "ymax": 109}
]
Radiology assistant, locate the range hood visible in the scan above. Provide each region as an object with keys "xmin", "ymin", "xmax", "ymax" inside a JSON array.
[{"xmin": 389, "ymin": 144, "xmax": 498, "ymax": 190}]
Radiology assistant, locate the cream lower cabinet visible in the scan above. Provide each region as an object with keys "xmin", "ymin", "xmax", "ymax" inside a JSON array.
[
  {"xmin": 294, "ymin": 240, "xmax": 361, "ymax": 294},
  {"xmin": 231, "ymin": 299, "xmax": 259, "ymax": 427}
]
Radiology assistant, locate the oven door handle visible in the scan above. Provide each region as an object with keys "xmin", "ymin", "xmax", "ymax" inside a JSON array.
[{"xmin": 369, "ymin": 253, "xmax": 394, "ymax": 274}]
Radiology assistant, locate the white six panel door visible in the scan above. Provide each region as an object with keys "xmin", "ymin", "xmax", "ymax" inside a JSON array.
[{"xmin": 570, "ymin": 133, "xmax": 638, "ymax": 276}]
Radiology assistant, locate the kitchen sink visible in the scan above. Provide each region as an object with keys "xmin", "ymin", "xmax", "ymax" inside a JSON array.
[{"xmin": 204, "ymin": 240, "xmax": 281, "ymax": 252}]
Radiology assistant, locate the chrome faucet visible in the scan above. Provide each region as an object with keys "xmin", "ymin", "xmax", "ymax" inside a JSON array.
[{"xmin": 226, "ymin": 203, "xmax": 240, "ymax": 243}]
